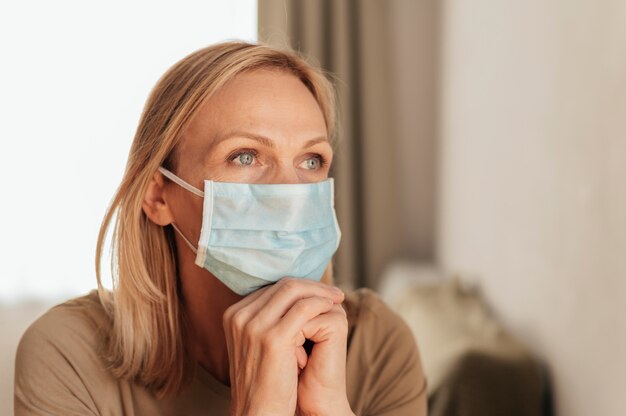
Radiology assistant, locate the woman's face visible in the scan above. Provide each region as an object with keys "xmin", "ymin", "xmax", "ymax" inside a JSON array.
[{"xmin": 161, "ymin": 68, "xmax": 333, "ymax": 249}]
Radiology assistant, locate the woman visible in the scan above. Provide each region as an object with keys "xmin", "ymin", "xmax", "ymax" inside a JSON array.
[{"xmin": 15, "ymin": 41, "xmax": 427, "ymax": 415}]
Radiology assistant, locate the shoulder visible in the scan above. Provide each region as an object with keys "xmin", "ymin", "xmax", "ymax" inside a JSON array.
[
  {"xmin": 342, "ymin": 287, "xmax": 428, "ymax": 415},
  {"xmin": 14, "ymin": 291, "xmax": 115, "ymax": 414},
  {"xmin": 343, "ymin": 287, "xmax": 416, "ymax": 346},
  {"xmin": 17, "ymin": 290, "xmax": 111, "ymax": 362}
]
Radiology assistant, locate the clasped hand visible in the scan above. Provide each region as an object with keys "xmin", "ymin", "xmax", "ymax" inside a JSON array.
[{"xmin": 223, "ymin": 277, "xmax": 355, "ymax": 416}]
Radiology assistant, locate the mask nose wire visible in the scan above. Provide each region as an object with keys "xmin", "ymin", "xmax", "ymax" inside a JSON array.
[{"xmin": 157, "ymin": 166, "xmax": 203, "ymax": 255}]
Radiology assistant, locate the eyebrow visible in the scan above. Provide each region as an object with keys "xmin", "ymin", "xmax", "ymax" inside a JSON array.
[{"xmin": 213, "ymin": 131, "xmax": 329, "ymax": 149}]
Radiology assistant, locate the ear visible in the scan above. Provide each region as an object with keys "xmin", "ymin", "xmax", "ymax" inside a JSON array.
[{"xmin": 142, "ymin": 170, "xmax": 175, "ymax": 226}]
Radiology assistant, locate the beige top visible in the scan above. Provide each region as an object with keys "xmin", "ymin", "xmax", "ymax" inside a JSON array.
[{"xmin": 15, "ymin": 288, "xmax": 427, "ymax": 415}]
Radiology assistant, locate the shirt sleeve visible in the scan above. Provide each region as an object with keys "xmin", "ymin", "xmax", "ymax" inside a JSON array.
[
  {"xmin": 14, "ymin": 307, "xmax": 99, "ymax": 416},
  {"xmin": 352, "ymin": 289, "xmax": 428, "ymax": 416}
]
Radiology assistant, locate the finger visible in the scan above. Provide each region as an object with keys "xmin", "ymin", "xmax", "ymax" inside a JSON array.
[
  {"xmin": 273, "ymin": 295, "xmax": 337, "ymax": 338},
  {"xmin": 296, "ymin": 345, "xmax": 308, "ymax": 369},
  {"xmin": 229, "ymin": 275, "xmax": 340, "ymax": 316},
  {"xmin": 250, "ymin": 278, "xmax": 344, "ymax": 328},
  {"xmin": 223, "ymin": 278, "xmax": 343, "ymax": 337},
  {"xmin": 301, "ymin": 305, "xmax": 348, "ymax": 344},
  {"xmin": 224, "ymin": 282, "xmax": 273, "ymax": 316},
  {"xmin": 257, "ymin": 278, "xmax": 343, "ymax": 315},
  {"xmin": 298, "ymin": 308, "xmax": 349, "ymax": 384},
  {"xmin": 222, "ymin": 283, "xmax": 276, "ymax": 332}
]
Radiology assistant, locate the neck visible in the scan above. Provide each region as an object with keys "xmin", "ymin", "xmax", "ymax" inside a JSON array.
[{"xmin": 177, "ymin": 244, "xmax": 243, "ymax": 386}]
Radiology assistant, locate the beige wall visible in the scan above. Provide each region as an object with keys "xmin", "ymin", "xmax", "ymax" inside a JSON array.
[{"xmin": 437, "ymin": 1, "xmax": 626, "ymax": 415}]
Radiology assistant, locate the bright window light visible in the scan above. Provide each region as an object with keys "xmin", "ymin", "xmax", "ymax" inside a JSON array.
[{"xmin": 0, "ymin": 0, "xmax": 257, "ymax": 303}]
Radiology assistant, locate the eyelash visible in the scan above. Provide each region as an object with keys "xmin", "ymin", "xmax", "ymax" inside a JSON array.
[{"xmin": 227, "ymin": 149, "xmax": 327, "ymax": 169}]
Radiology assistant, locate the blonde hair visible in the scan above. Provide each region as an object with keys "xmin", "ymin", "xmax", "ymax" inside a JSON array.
[{"xmin": 95, "ymin": 41, "xmax": 338, "ymax": 398}]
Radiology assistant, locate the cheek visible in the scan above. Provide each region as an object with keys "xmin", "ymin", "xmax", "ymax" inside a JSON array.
[{"xmin": 170, "ymin": 191, "xmax": 205, "ymax": 242}]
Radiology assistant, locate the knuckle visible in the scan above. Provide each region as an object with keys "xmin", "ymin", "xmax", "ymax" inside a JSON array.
[
  {"xmin": 231, "ymin": 310, "xmax": 248, "ymax": 330},
  {"xmin": 334, "ymin": 304, "xmax": 347, "ymax": 316},
  {"xmin": 222, "ymin": 306, "xmax": 235, "ymax": 325},
  {"xmin": 280, "ymin": 279, "xmax": 300, "ymax": 295},
  {"xmin": 331, "ymin": 307, "xmax": 349, "ymax": 327},
  {"xmin": 278, "ymin": 276, "xmax": 294, "ymax": 286},
  {"xmin": 241, "ymin": 319, "xmax": 254, "ymax": 335},
  {"xmin": 293, "ymin": 299, "xmax": 314, "ymax": 315}
]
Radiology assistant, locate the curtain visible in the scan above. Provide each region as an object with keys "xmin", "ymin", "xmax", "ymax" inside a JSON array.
[{"xmin": 258, "ymin": 0, "xmax": 438, "ymax": 290}]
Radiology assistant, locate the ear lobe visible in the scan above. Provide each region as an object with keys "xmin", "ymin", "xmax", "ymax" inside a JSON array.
[{"xmin": 142, "ymin": 171, "xmax": 175, "ymax": 226}]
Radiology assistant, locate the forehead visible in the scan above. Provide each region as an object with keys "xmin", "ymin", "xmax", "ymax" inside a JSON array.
[{"xmin": 178, "ymin": 69, "xmax": 327, "ymax": 159}]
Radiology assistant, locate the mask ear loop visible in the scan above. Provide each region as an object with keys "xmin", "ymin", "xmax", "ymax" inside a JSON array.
[
  {"xmin": 158, "ymin": 166, "xmax": 205, "ymax": 198},
  {"xmin": 170, "ymin": 223, "xmax": 198, "ymax": 254},
  {"xmin": 157, "ymin": 166, "xmax": 203, "ymax": 254}
]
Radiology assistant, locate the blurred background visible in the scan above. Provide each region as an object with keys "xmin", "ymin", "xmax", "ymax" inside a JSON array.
[{"xmin": 1, "ymin": 1, "xmax": 624, "ymax": 415}]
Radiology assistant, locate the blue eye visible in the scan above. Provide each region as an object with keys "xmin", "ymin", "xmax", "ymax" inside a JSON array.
[
  {"xmin": 301, "ymin": 155, "xmax": 326, "ymax": 170},
  {"xmin": 306, "ymin": 158, "xmax": 319, "ymax": 169},
  {"xmin": 230, "ymin": 150, "xmax": 257, "ymax": 166}
]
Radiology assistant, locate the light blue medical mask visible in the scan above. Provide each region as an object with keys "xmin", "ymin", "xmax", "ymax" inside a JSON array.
[{"xmin": 158, "ymin": 167, "xmax": 341, "ymax": 296}]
